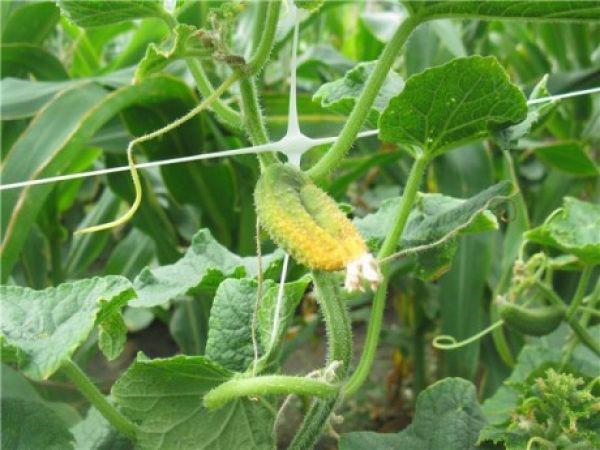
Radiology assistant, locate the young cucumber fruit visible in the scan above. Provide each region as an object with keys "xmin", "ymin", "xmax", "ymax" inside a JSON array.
[
  {"xmin": 499, "ymin": 301, "xmax": 565, "ymax": 336},
  {"xmin": 255, "ymin": 163, "xmax": 366, "ymax": 270}
]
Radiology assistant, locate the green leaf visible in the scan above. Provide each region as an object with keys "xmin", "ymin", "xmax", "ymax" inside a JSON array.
[
  {"xmin": 2, "ymin": 363, "xmax": 81, "ymax": 427},
  {"xmin": 134, "ymin": 24, "xmax": 197, "ymax": 82},
  {"xmin": 0, "ymin": 276, "xmax": 134, "ymax": 380},
  {"xmin": 339, "ymin": 378, "xmax": 486, "ymax": 450},
  {"xmin": 492, "ymin": 75, "xmax": 556, "ymax": 150},
  {"xmin": 169, "ymin": 295, "xmax": 211, "ymax": 355},
  {"xmin": 355, "ymin": 181, "xmax": 510, "ymax": 250},
  {"xmin": 2, "ymin": 2, "xmax": 60, "ymax": 45},
  {"xmin": 98, "ymin": 311, "xmax": 128, "ymax": 361},
  {"xmin": 0, "ymin": 76, "xmax": 188, "ymax": 281},
  {"xmin": 71, "ymin": 407, "xmax": 132, "ymax": 450},
  {"xmin": 0, "ymin": 69, "xmax": 133, "ymax": 120},
  {"xmin": 104, "ymin": 229, "xmax": 155, "ymax": 279},
  {"xmin": 112, "ymin": 354, "xmax": 274, "ymax": 450},
  {"xmin": 379, "ymin": 56, "xmax": 527, "ymax": 157},
  {"xmin": 258, "ymin": 276, "xmax": 311, "ymax": 358},
  {"xmin": 65, "ymin": 189, "xmax": 122, "ymax": 278},
  {"xmin": 534, "ymin": 142, "xmax": 599, "ymax": 176},
  {"xmin": 1, "ymin": 398, "xmax": 75, "ymax": 450},
  {"xmin": 313, "ymin": 61, "xmax": 404, "ymax": 127},
  {"xmin": 58, "ymin": 0, "xmax": 167, "ymax": 28},
  {"xmin": 408, "ymin": 1, "xmax": 600, "ymax": 22},
  {"xmin": 131, "ymin": 229, "xmax": 281, "ymax": 308},
  {"xmin": 206, "ymin": 278, "xmax": 270, "ymax": 372},
  {"xmin": 525, "ymin": 197, "xmax": 600, "ymax": 264},
  {"xmin": 104, "ymin": 154, "xmax": 181, "ymax": 265},
  {"xmin": 1, "ymin": 43, "xmax": 69, "ymax": 80}
]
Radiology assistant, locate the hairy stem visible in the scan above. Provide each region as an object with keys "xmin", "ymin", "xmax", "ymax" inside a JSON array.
[
  {"xmin": 238, "ymin": 77, "xmax": 279, "ymax": 167},
  {"xmin": 307, "ymin": 16, "xmax": 420, "ymax": 181},
  {"xmin": 288, "ymin": 271, "xmax": 352, "ymax": 450},
  {"xmin": 344, "ymin": 155, "xmax": 428, "ymax": 397},
  {"xmin": 61, "ymin": 359, "xmax": 138, "ymax": 440},
  {"xmin": 247, "ymin": 0, "xmax": 283, "ymax": 74},
  {"xmin": 204, "ymin": 375, "xmax": 337, "ymax": 409}
]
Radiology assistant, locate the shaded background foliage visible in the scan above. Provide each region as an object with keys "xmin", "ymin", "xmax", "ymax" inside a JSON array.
[{"xmin": 0, "ymin": 1, "xmax": 598, "ymax": 449}]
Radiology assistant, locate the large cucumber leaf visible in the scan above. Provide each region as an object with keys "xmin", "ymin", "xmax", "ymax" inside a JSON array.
[
  {"xmin": 0, "ymin": 276, "xmax": 134, "ymax": 380},
  {"xmin": 131, "ymin": 229, "xmax": 283, "ymax": 308},
  {"xmin": 339, "ymin": 378, "xmax": 486, "ymax": 450},
  {"xmin": 112, "ymin": 354, "xmax": 274, "ymax": 450},
  {"xmin": 408, "ymin": 1, "xmax": 600, "ymax": 22},
  {"xmin": 379, "ymin": 56, "xmax": 527, "ymax": 158},
  {"xmin": 58, "ymin": 1, "xmax": 167, "ymax": 28}
]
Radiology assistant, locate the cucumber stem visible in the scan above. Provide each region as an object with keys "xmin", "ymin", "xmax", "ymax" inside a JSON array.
[
  {"xmin": 61, "ymin": 359, "xmax": 139, "ymax": 440},
  {"xmin": 344, "ymin": 155, "xmax": 429, "ymax": 397},
  {"xmin": 307, "ymin": 16, "xmax": 420, "ymax": 181},
  {"xmin": 203, "ymin": 375, "xmax": 337, "ymax": 409}
]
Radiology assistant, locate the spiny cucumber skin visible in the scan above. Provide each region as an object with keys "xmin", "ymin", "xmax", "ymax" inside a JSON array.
[
  {"xmin": 255, "ymin": 164, "xmax": 365, "ymax": 270},
  {"xmin": 499, "ymin": 303, "xmax": 565, "ymax": 336}
]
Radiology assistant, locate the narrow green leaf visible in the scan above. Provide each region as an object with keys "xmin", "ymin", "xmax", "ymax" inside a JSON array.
[
  {"xmin": 313, "ymin": 61, "xmax": 404, "ymax": 127},
  {"xmin": 169, "ymin": 295, "xmax": 211, "ymax": 355},
  {"xmin": 2, "ymin": 2, "xmax": 60, "ymax": 44},
  {"xmin": 534, "ymin": 142, "xmax": 599, "ymax": 176},
  {"xmin": 112, "ymin": 354, "xmax": 274, "ymax": 450},
  {"xmin": 0, "ymin": 69, "xmax": 133, "ymax": 120},
  {"xmin": 0, "ymin": 276, "xmax": 134, "ymax": 380},
  {"xmin": 1, "ymin": 398, "xmax": 75, "ymax": 450},
  {"xmin": 104, "ymin": 229, "xmax": 155, "ymax": 280},
  {"xmin": 409, "ymin": 1, "xmax": 600, "ymax": 22},
  {"xmin": 1, "ymin": 43, "xmax": 69, "ymax": 80},
  {"xmin": 131, "ymin": 229, "xmax": 282, "ymax": 308},
  {"xmin": 339, "ymin": 378, "xmax": 486, "ymax": 450},
  {"xmin": 379, "ymin": 56, "xmax": 527, "ymax": 157},
  {"xmin": 58, "ymin": 1, "xmax": 167, "ymax": 28},
  {"xmin": 0, "ymin": 76, "xmax": 191, "ymax": 281},
  {"xmin": 65, "ymin": 189, "xmax": 121, "ymax": 278},
  {"xmin": 525, "ymin": 197, "xmax": 600, "ymax": 264}
]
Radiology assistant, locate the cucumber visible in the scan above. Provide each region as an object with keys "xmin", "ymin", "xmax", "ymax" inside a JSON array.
[
  {"xmin": 254, "ymin": 163, "xmax": 366, "ymax": 270},
  {"xmin": 499, "ymin": 302, "xmax": 565, "ymax": 336}
]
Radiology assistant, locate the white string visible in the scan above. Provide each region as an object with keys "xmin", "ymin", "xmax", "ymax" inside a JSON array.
[
  {"xmin": 526, "ymin": 86, "xmax": 600, "ymax": 105},
  {"xmin": 0, "ymin": 79, "xmax": 597, "ymax": 191},
  {"xmin": 266, "ymin": 2, "xmax": 301, "ymax": 354}
]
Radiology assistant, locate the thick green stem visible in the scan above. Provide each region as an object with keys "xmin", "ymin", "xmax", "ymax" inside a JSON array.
[
  {"xmin": 186, "ymin": 58, "xmax": 242, "ymax": 130},
  {"xmin": 247, "ymin": 0, "xmax": 282, "ymax": 74},
  {"xmin": 535, "ymin": 281, "xmax": 600, "ymax": 357},
  {"xmin": 566, "ymin": 265, "xmax": 593, "ymax": 319},
  {"xmin": 203, "ymin": 375, "xmax": 337, "ymax": 409},
  {"xmin": 307, "ymin": 16, "xmax": 420, "ymax": 181},
  {"xmin": 238, "ymin": 77, "xmax": 279, "ymax": 167},
  {"xmin": 344, "ymin": 155, "xmax": 428, "ymax": 397},
  {"xmin": 61, "ymin": 359, "xmax": 138, "ymax": 440},
  {"xmin": 288, "ymin": 271, "xmax": 352, "ymax": 450}
]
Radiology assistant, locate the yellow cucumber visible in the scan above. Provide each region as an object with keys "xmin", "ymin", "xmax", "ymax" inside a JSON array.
[{"xmin": 255, "ymin": 163, "xmax": 366, "ymax": 270}]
